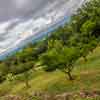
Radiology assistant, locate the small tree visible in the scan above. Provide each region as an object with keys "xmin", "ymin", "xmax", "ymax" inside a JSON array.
[
  {"xmin": 40, "ymin": 46, "xmax": 80, "ymax": 80},
  {"xmin": 14, "ymin": 61, "xmax": 34, "ymax": 88},
  {"xmin": 23, "ymin": 71, "xmax": 31, "ymax": 88},
  {"xmin": 15, "ymin": 70, "xmax": 32, "ymax": 88},
  {"xmin": 0, "ymin": 63, "xmax": 9, "ymax": 82},
  {"xmin": 80, "ymin": 38, "xmax": 98, "ymax": 61},
  {"xmin": 6, "ymin": 73, "xmax": 14, "ymax": 82},
  {"xmin": 89, "ymin": 39, "xmax": 98, "ymax": 53},
  {"xmin": 80, "ymin": 44, "xmax": 90, "ymax": 61}
]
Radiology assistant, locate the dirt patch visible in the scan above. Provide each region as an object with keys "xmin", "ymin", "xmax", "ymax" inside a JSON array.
[
  {"xmin": 30, "ymin": 90, "xmax": 100, "ymax": 100},
  {"xmin": 1, "ymin": 95, "xmax": 23, "ymax": 100},
  {"xmin": 1, "ymin": 90, "xmax": 100, "ymax": 100}
]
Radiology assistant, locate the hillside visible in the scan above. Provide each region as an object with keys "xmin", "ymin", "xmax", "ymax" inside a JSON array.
[
  {"xmin": 0, "ymin": 46, "xmax": 100, "ymax": 100},
  {"xmin": 0, "ymin": 0, "xmax": 100, "ymax": 100}
]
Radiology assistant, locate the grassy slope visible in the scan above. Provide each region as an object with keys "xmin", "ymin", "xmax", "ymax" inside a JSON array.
[{"xmin": 0, "ymin": 47, "xmax": 100, "ymax": 99}]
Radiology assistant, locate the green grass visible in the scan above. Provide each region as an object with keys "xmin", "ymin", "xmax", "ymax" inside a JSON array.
[{"xmin": 0, "ymin": 47, "xmax": 100, "ymax": 99}]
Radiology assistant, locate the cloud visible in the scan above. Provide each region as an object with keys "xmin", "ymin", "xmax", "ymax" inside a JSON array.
[
  {"xmin": 0, "ymin": 21, "xmax": 11, "ymax": 33},
  {"xmin": 0, "ymin": 0, "xmax": 35, "ymax": 22},
  {"xmin": 13, "ymin": 0, "xmax": 30, "ymax": 9},
  {"xmin": 0, "ymin": 0, "xmax": 49, "ymax": 22},
  {"xmin": 0, "ymin": 18, "xmax": 20, "ymax": 33}
]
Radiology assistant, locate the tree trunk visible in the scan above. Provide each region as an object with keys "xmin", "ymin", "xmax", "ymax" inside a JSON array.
[
  {"xmin": 67, "ymin": 71, "xmax": 74, "ymax": 80},
  {"xmin": 61, "ymin": 68, "xmax": 74, "ymax": 80},
  {"xmin": 83, "ymin": 55, "xmax": 88, "ymax": 62},
  {"xmin": 25, "ymin": 80, "xmax": 30, "ymax": 88}
]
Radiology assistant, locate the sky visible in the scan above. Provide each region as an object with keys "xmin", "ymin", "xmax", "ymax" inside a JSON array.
[
  {"xmin": 0, "ymin": 0, "xmax": 85, "ymax": 57},
  {"xmin": 0, "ymin": 0, "xmax": 50, "ymax": 36},
  {"xmin": 0, "ymin": 0, "xmax": 48, "ymax": 22},
  {"xmin": 0, "ymin": 0, "xmax": 55, "ymax": 52}
]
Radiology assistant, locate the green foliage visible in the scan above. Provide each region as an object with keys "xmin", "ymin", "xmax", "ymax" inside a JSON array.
[
  {"xmin": 0, "ymin": 63, "xmax": 9, "ymax": 82},
  {"xmin": 40, "ymin": 39, "xmax": 80, "ymax": 80},
  {"xmin": 0, "ymin": 0, "xmax": 100, "ymax": 82},
  {"xmin": 0, "ymin": 0, "xmax": 99, "ymax": 99},
  {"xmin": 6, "ymin": 73, "xmax": 14, "ymax": 82},
  {"xmin": 10, "ymin": 61, "xmax": 34, "ymax": 75},
  {"xmin": 80, "ymin": 20, "xmax": 96, "ymax": 34}
]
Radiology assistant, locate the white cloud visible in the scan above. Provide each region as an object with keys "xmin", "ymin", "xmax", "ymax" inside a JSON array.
[
  {"xmin": 0, "ymin": 18, "xmax": 20, "ymax": 33},
  {"xmin": 0, "ymin": 22, "xmax": 11, "ymax": 33}
]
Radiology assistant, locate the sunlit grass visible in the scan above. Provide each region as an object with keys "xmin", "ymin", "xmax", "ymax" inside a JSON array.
[{"xmin": 0, "ymin": 47, "xmax": 99, "ymax": 99}]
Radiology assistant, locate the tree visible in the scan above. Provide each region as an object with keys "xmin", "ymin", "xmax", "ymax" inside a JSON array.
[
  {"xmin": 22, "ymin": 71, "xmax": 31, "ymax": 88},
  {"xmin": 80, "ymin": 44, "xmax": 90, "ymax": 61},
  {"xmin": 40, "ymin": 45, "xmax": 80, "ymax": 80},
  {"xmin": 0, "ymin": 62, "xmax": 9, "ymax": 82},
  {"xmin": 15, "ymin": 70, "xmax": 31, "ymax": 88},
  {"xmin": 80, "ymin": 20, "xmax": 96, "ymax": 36},
  {"xmin": 10, "ymin": 61, "xmax": 34, "ymax": 75}
]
